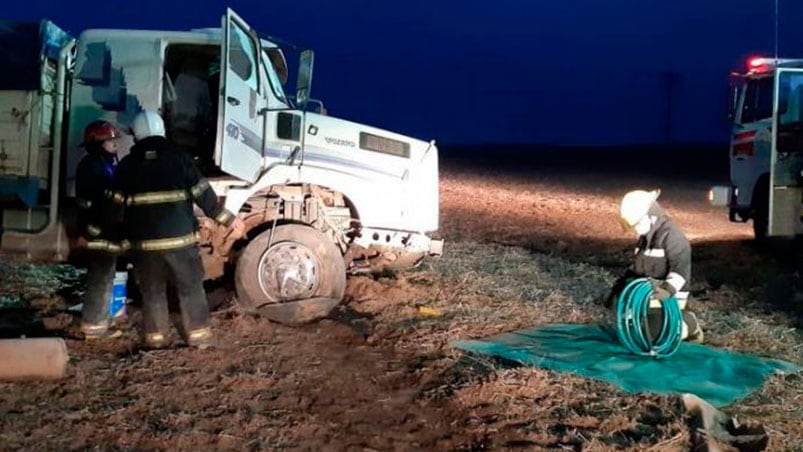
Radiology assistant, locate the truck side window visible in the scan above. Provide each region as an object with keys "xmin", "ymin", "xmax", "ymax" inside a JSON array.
[
  {"xmin": 777, "ymin": 72, "xmax": 803, "ymax": 153},
  {"xmin": 741, "ymin": 77, "xmax": 773, "ymax": 124},
  {"xmin": 228, "ymin": 23, "xmax": 258, "ymax": 92}
]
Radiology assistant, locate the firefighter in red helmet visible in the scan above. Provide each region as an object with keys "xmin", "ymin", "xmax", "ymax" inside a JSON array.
[{"xmin": 75, "ymin": 120, "xmax": 124, "ymax": 340}]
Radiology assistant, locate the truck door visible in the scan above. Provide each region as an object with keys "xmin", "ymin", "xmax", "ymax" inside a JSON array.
[
  {"xmin": 216, "ymin": 8, "xmax": 267, "ymax": 183},
  {"xmin": 769, "ymin": 67, "xmax": 803, "ymax": 236},
  {"xmin": 732, "ymin": 75, "xmax": 773, "ymax": 210}
]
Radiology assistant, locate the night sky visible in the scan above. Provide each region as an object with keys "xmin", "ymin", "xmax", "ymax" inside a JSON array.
[{"xmin": 7, "ymin": 0, "xmax": 803, "ymax": 146}]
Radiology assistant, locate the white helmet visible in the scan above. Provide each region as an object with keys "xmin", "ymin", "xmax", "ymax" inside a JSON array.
[
  {"xmin": 620, "ymin": 189, "xmax": 660, "ymax": 228},
  {"xmin": 131, "ymin": 110, "xmax": 165, "ymax": 141}
]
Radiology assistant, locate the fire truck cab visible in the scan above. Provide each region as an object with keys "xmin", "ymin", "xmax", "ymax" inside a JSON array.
[{"xmin": 711, "ymin": 57, "xmax": 803, "ymax": 239}]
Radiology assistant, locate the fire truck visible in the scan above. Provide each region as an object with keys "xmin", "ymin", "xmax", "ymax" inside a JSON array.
[
  {"xmin": 710, "ymin": 57, "xmax": 803, "ymax": 239},
  {"xmin": 0, "ymin": 10, "xmax": 443, "ymax": 323}
]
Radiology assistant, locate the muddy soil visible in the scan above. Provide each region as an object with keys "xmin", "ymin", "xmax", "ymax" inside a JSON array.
[{"xmin": 1, "ymin": 150, "xmax": 801, "ymax": 451}]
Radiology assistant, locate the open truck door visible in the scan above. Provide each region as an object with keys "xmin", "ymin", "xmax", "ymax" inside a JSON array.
[
  {"xmin": 215, "ymin": 8, "xmax": 267, "ymax": 183},
  {"xmin": 769, "ymin": 67, "xmax": 803, "ymax": 237}
]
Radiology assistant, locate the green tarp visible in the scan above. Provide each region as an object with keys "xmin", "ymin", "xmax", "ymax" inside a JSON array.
[{"xmin": 452, "ymin": 324, "xmax": 800, "ymax": 407}]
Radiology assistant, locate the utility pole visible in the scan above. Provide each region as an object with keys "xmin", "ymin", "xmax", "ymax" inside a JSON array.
[{"xmin": 775, "ymin": 0, "xmax": 779, "ymax": 62}]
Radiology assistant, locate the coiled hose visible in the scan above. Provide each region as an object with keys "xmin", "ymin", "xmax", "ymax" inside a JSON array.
[{"xmin": 615, "ymin": 278, "xmax": 683, "ymax": 358}]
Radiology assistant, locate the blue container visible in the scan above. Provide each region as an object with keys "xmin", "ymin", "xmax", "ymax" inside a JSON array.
[{"xmin": 109, "ymin": 271, "xmax": 127, "ymax": 318}]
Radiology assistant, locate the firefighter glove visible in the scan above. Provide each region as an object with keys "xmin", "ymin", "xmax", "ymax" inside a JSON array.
[{"xmin": 648, "ymin": 278, "xmax": 675, "ymax": 301}]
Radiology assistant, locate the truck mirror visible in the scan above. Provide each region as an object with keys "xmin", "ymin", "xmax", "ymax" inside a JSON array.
[{"xmin": 296, "ymin": 49, "xmax": 314, "ymax": 108}]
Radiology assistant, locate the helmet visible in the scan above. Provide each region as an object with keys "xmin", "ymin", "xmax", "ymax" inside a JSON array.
[
  {"xmin": 620, "ymin": 189, "xmax": 660, "ymax": 228},
  {"xmin": 82, "ymin": 120, "xmax": 120, "ymax": 146},
  {"xmin": 131, "ymin": 110, "xmax": 165, "ymax": 140}
]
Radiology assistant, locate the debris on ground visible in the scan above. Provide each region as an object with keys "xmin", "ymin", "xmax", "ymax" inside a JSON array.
[{"xmin": 0, "ymin": 256, "xmax": 85, "ymax": 309}]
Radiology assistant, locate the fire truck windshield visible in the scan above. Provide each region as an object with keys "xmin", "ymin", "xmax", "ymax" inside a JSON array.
[{"xmin": 740, "ymin": 76, "xmax": 774, "ymax": 124}]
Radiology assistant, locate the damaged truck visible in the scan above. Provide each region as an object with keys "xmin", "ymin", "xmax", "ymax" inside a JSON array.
[{"xmin": 0, "ymin": 9, "xmax": 443, "ymax": 323}]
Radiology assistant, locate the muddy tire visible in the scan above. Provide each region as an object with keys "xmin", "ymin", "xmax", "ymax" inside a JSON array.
[
  {"xmin": 752, "ymin": 179, "xmax": 769, "ymax": 242},
  {"xmin": 235, "ymin": 224, "xmax": 346, "ymax": 324}
]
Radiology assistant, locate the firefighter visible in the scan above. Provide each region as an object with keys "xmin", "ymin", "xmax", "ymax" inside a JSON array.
[
  {"xmin": 75, "ymin": 120, "xmax": 124, "ymax": 340},
  {"xmin": 612, "ymin": 189, "xmax": 703, "ymax": 342},
  {"xmin": 114, "ymin": 110, "xmax": 244, "ymax": 349}
]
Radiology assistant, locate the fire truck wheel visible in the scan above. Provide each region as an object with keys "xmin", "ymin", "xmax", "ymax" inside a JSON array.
[
  {"xmin": 234, "ymin": 224, "xmax": 346, "ymax": 324},
  {"xmin": 752, "ymin": 182, "xmax": 769, "ymax": 241}
]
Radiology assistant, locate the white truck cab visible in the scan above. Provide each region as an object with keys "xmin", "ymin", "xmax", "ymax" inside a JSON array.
[
  {"xmin": 711, "ymin": 57, "xmax": 803, "ymax": 239},
  {"xmin": 0, "ymin": 9, "xmax": 443, "ymax": 323}
]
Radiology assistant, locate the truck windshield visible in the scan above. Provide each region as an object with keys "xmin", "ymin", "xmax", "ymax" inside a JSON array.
[{"xmin": 741, "ymin": 76, "xmax": 774, "ymax": 123}]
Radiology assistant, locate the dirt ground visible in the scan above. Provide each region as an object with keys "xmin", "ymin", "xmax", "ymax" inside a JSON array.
[{"xmin": 1, "ymin": 150, "xmax": 802, "ymax": 451}]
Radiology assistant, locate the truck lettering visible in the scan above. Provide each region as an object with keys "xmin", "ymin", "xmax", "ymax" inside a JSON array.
[{"xmin": 324, "ymin": 137, "xmax": 356, "ymax": 148}]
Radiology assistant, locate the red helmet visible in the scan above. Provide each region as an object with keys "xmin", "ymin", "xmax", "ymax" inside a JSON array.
[{"xmin": 82, "ymin": 120, "xmax": 120, "ymax": 146}]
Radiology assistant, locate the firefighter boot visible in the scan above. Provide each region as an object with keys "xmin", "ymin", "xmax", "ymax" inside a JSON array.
[
  {"xmin": 81, "ymin": 320, "xmax": 122, "ymax": 341},
  {"xmin": 144, "ymin": 331, "xmax": 169, "ymax": 349},
  {"xmin": 682, "ymin": 311, "xmax": 704, "ymax": 343},
  {"xmin": 186, "ymin": 326, "xmax": 214, "ymax": 350}
]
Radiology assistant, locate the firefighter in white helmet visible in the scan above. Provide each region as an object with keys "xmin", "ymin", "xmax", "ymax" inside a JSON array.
[
  {"xmin": 609, "ymin": 189, "xmax": 703, "ymax": 342},
  {"xmin": 112, "ymin": 110, "xmax": 244, "ymax": 349}
]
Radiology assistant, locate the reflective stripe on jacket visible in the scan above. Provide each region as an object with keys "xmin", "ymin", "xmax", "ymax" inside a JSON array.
[
  {"xmin": 75, "ymin": 151, "xmax": 119, "ymax": 243},
  {"xmin": 114, "ymin": 136, "xmax": 235, "ymax": 252},
  {"xmin": 633, "ymin": 214, "xmax": 691, "ymax": 294}
]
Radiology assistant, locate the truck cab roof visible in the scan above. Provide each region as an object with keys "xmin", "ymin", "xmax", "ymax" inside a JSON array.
[
  {"xmin": 78, "ymin": 27, "xmax": 281, "ymax": 49},
  {"xmin": 741, "ymin": 57, "xmax": 803, "ymax": 77}
]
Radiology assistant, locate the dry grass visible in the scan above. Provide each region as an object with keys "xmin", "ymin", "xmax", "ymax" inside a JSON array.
[
  {"xmin": 347, "ymin": 237, "xmax": 802, "ymax": 450},
  {"xmin": 447, "ymin": 367, "xmax": 689, "ymax": 451},
  {"xmin": 352, "ymin": 241, "xmax": 615, "ymax": 355},
  {"xmin": 0, "ymin": 256, "xmax": 85, "ymax": 308},
  {"xmin": 3, "ymin": 159, "xmax": 803, "ymax": 450},
  {"xmin": 2, "ymin": 236, "xmax": 800, "ymax": 449}
]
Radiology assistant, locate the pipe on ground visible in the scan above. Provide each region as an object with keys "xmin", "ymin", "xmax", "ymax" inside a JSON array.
[{"xmin": 0, "ymin": 338, "xmax": 69, "ymax": 380}]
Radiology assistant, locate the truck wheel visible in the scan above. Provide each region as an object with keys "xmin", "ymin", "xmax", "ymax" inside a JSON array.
[
  {"xmin": 235, "ymin": 224, "xmax": 346, "ymax": 324},
  {"xmin": 753, "ymin": 181, "xmax": 769, "ymax": 241}
]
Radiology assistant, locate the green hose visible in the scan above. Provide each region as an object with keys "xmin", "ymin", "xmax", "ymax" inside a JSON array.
[{"xmin": 615, "ymin": 278, "xmax": 683, "ymax": 358}]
